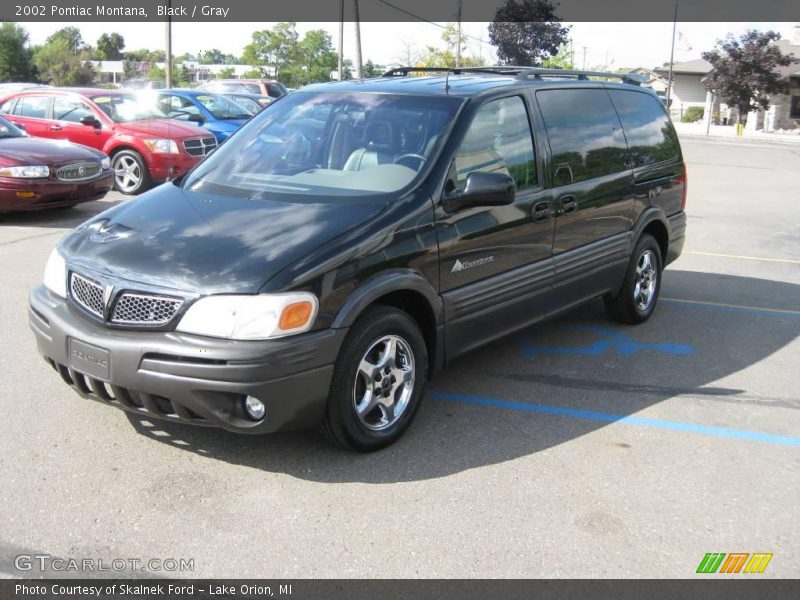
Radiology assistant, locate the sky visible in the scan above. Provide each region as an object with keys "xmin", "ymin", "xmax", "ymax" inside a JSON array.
[{"xmin": 18, "ymin": 21, "xmax": 800, "ymax": 71}]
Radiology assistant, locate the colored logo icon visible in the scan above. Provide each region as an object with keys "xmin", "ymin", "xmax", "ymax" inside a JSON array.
[{"xmin": 697, "ymin": 553, "xmax": 773, "ymax": 574}]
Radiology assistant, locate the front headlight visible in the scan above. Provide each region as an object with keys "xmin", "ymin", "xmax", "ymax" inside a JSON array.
[
  {"xmin": 176, "ymin": 293, "xmax": 318, "ymax": 340},
  {"xmin": 142, "ymin": 138, "xmax": 179, "ymax": 154},
  {"xmin": 0, "ymin": 165, "xmax": 50, "ymax": 178},
  {"xmin": 43, "ymin": 249, "xmax": 67, "ymax": 298},
  {"xmin": 101, "ymin": 157, "xmax": 111, "ymax": 170}
]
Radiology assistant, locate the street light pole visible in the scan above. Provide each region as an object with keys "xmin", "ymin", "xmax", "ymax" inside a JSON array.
[
  {"xmin": 353, "ymin": 0, "xmax": 363, "ymax": 79},
  {"xmin": 666, "ymin": 2, "xmax": 678, "ymax": 109},
  {"xmin": 338, "ymin": 0, "xmax": 344, "ymax": 80},
  {"xmin": 165, "ymin": 0, "xmax": 172, "ymax": 88}
]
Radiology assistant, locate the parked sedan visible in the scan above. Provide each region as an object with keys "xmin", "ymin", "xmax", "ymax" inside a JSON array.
[
  {"xmin": 149, "ymin": 89, "xmax": 251, "ymax": 143},
  {"xmin": 0, "ymin": 115, "xmax": 113, "ymax": 213},
  {"xmin": 0, "ymin": 88, "xmax": 216, "ymax": 195}
]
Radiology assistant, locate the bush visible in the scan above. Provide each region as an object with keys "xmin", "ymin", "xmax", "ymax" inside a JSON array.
[{"xmin": 681, "ymin": 106, "xmax": 704, "ymax": 123}]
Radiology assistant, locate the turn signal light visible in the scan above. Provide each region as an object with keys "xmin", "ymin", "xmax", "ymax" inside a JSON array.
[
  {"xmin": 279, "ymin": 301, "xmax": 314, "ymax": 331},
  {"xmin": 16, "ymin": 191, "xmax": 36, "ymax": 198}
]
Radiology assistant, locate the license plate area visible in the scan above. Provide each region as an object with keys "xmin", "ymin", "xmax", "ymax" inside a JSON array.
[{"xmin": 69, "ymin": 339, "xmax": 110, "ymax": 381}]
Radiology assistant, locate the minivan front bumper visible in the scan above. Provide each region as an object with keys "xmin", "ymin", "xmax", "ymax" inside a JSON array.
[{"xmin": 28, "ymin": 284, "xmax": 346, "ymax": 434}]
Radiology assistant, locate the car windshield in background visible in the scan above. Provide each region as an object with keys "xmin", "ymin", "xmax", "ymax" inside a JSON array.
[
  {"xmin": 0, "ymin": 115, "xmax": 24, "ymax": 139},
  {"xmin": 93, "ymin": 95, "xmax": 165, "ymax": 123},
  {"xmin": 183, "ymin": 91, "xmax": 463, "ymax": 199},
  {"xmin": 195, "ymin": 94, "xmax": 252, "ymax": 120}
]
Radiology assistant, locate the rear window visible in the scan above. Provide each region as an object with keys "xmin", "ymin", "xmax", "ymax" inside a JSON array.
[
  {"xmin": 608, "ymin": 90, "xmax": 679, "ymax": 167},
  {"xmin": 13, "ymin": 95, "xmax": 50, "ymax": 119},
  {"xmin": 536, "ymin": 88, "xmax": 629, "ymax": 185}
]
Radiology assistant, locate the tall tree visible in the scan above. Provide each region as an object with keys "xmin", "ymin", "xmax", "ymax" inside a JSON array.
[
  {"xmin": 419, "ymin": 23, "xmax": 485, "ymax": 68},
  {"xmin": 96, "ymin": 33, "xmax": 125, "ymax": 60},
  {"xmin": 702, "ymin": 30, "xmax": 796, "ymax": 125},
  {"xmin": 488, "ymin": 0, "xmax": 570, "ymax": 66},
  {"xmin": 46, "ymin": 27, "xmax": 85, "ymax": 54},
  {"xmin": 34, "ymin": 36, "xmax": 94, "ymax": 85},
  {"xmin": 241, "ymin": 22, "xmax": 299, "ymax": 80},
  {"xmin": 290, "ymin": 29, "xmax": 338, "ymax": 85},
  {"xmin": 0, "ymin": 23, "xmax": 34, "ymax": 81}
]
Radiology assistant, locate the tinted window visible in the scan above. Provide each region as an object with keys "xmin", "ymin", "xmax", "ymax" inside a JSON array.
[
  {"xmin": 53, "ymin": 97, "xmax": 95, "ymax": 123},
  {"xmin": 13, "ymin": 95, "xmax": 50, "ymax": 119},
  {"xmin": 455, "ymin": 96, "xmax": 537, "ymax": 192},
  {"xmin": 609, "ymin": 90, "xmax": 679, "ymax": 167},
  {"xmin": 790, "ymin": 94, "xmax": 800, "ymax": 119},
  {"xmin": 266, "ymin": 83, "xmax": 286, "ymax": 98},
  {"xmin": 537, "ymin": 88, "xmax": 629, "ymax": 185}
]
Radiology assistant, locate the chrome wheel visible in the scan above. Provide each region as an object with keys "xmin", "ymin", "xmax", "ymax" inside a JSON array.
[
  {"xmin": 633, "ymin": 249, "xmax": 658, "ymax": 311},
  {"xmin": 113, "ymin": 154, "xmax": 142, "ymax": 193},
  {"xmin": 352, "ymin": 334, "xmax": 415, "ymax": 431}
]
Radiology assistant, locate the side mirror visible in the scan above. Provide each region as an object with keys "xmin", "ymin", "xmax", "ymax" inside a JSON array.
[
  {"xmin": 80, "ymin": 115, "xmax": 101, "ymax": 128},
  {"xmin": 443, "ymin": 171, "xmax": 515, "ymax": 212},
  {"xmin": 187, "ymin": 114, "xmax": 205, "ymax": 124}
]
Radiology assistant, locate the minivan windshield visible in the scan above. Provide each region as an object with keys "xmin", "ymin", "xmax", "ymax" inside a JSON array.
[{"xmin": 182, "ymin": 91, "xmax": 463, "ymax": 199}]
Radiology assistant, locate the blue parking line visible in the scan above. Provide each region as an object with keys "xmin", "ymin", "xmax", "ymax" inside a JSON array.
[
  {"xmin": 660, "ymin": 297, "xmax": 800, "ymax": 319},
  {"xmin": 429, "ymin": 391, "xmax": 800, "ymax": 448}
]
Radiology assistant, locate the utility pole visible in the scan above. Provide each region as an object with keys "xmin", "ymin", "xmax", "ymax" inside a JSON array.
[
  {"xmin": 165, "ymin": 0, "xmax": 172, "ymax": 88},
  {"xmin": 353, "ymin": 0, "xmax": 363, "ymax": 79},
  {"xmin": 581, "ymin": 46, "xmax": 587, "ymax": 70},
  {"xmin": 666, "ymin": 2, "xmax": 678, "ymax": 108},
  {"xmin": 338, "ymin": 0, "xmax": 344, "ymax": 80},
  {"xmin": 456, "ymin": 0, "xmax": 463, "ymax": 68}
]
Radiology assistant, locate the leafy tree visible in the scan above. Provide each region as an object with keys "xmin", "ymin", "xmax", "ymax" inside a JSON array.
[
  {"xmin": 289, "ymin": 29, "xmax": 337, "ymax": 85},
  {"xmin": 241, "ymin": 22, "xmax": 299, "ymax": 80},
  {"xmin": 216, "ymin": 66, "xmax": 236, "ymax": 79},
  {"xmin": 0, "ymin": 23, "xmax": 34, "ymax": 81},
  {"xmin": 702, "ymin": 30, "xmax": 796, "ymax": 125},
  {"xmin": 419, "ymin": 23, "xmax": 484, "ymax": 68},
  {"xmin": 488, "ymin": 0, "xmax": 570, "ymax": 66},
  {"xmin": 46, "ymin": 27, "xmax": 85, "ymax": 54},
  {"xmin": 33, "ymin": 35, "xmax": 94, "ymax": 85},
  {"xmin": 541, "ymin": 45, "xmax": 574, "ymax": 69},
  {"xmin": 241, "ymin": 68, "xmax": 263, "ymax": 79},
  {"xmin": 96, "ymin": 33, "xmax": 125, "ymax": 60},
  {"xmin": 362, "ymin": 59, "xmax": 379, "ymax": 78},
  {"xmin": 342, "ymin": 58, "xmax": 354, "ymax": 80},
  {"xmin": 199, "ymin": 49, "xmax": 239, "ymax": 65}
]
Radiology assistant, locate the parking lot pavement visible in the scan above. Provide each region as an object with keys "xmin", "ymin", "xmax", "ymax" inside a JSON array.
[{"xmin": 1, "ymin": 137, "xmax": 798, "ymax": 579}]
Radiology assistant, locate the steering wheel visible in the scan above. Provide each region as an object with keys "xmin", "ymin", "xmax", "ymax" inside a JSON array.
[{"xmin": 394, "ymin": 153, "xmax": 427, "ymax": 170}]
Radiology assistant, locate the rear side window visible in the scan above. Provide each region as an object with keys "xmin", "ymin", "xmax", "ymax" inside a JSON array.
[
  {"xmin": 609, "ymin": 90, "xmax": 679, "ymax": 167},
  {"xmin": 455, "ymin": 96, "xmax": 537, "ymax": 192},
  {"xmin": 13, "ymin": 95, "xmax": 50, "ymax": 119},
  {"xmin": 53, "ymin": 97, "xmax": 95, "ymax": 123},
  {"xmin": 0, "ymin": 98, "xmax": 17, "ymax": 113},
  {"xmin": 537, "ymin": 88, "xmax": 629, "ymax": 185}
]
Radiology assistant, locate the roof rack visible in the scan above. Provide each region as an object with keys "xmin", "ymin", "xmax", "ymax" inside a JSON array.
[{"xmin": 381, "ymin": 66, "xmax": 645, "ymax": 86}]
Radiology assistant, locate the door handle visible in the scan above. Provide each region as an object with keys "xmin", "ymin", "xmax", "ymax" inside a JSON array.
[
  {"xmin": 49, "ymin": 125, "xmax": 63, "ymax": 131},
  {"xmin": 533, "ymin": 201, "xmax": 551, "ymax": 222},
  {"xmin": 559, "ymin": 195, "xmax": 577, "ymax": 215}
]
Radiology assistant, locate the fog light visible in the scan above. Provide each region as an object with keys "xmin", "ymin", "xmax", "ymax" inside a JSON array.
[{"xmin": 244, "ymin": 396, "xmax": 265, "ymax": 420}]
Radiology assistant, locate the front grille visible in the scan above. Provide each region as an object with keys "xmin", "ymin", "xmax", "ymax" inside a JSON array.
[
  {"xmin": 183, "ymin": 136, "xmax": 217, "ymax": 157},
  {"xmin": 70, "ymin": 273, "xmax": 104, "ymax": 318},
  {"xmin": 56, "ymin": 161, "xmax": 102, "ymax": 182},
  {"xmin": 111, "ymin": 292, "xmax": 183, "ymax": 326}
]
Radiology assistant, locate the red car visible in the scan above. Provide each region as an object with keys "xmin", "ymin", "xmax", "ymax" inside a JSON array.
[
  {"xmin": 0, "ymin": 88, "xmax": 217, "ymax": 195},
  {"xmin": 0, "ymin": 115, "xmax": 113, "ymax": 212}
]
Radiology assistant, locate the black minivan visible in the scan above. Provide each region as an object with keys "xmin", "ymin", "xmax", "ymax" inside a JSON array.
[{"xmin": 30, "ymin": 67, "xmax": 687, "ymax": 451}]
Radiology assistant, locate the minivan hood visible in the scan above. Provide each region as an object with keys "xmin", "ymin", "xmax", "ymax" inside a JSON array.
[
  {"xmin": 115, "ymin": 119, "xmax": 209, "ymax": 139},
  {"xmin": 60, "ymin": 183, "xmax": 387, "ymax": 294}
]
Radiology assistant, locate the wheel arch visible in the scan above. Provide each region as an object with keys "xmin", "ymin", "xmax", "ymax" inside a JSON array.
[
  {"xmin": 631, "ymin": 208, "xmax": 670, "ymax": 261},
  {"xmin": 332, "ymin": 270, "xmax": 444, "ymax": 375}
]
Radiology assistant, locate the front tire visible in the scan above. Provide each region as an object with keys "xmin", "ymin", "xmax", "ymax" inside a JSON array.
[
  {"xmin": 320, "ymin": 305, "xmax": 428, "ymax": 452},
  {"xmin": 112, "ymin": 149, "xmax": 151, "ymax": 195},
  {"xmin": 604, "ymin": 233, "xmax": 663, "ymax": 324}
]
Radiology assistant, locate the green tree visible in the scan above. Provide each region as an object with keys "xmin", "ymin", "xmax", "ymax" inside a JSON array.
[
  {"xmin": 541, "ymin": 45, "xmax": 574, "ymax": 69},
  {"xmin": 241, "ymin": 22, "xmax": 299, "ymax": 80},
  {"xmin": 288, "ymin": 29, "xmax": 337, "ymax": 85},
  {"xmin": 96, "ymin": 33, "xmax": 125, "ymax": 60},
  {"xmin": 46, "ymin": 27, "xmax": 85, "ymax": 54},
  {"xmin": 419, "ymin": 23, "xmax": 485, "ymax": 68},
  {"xmin": 702, "ymin": 30, "xmax": 796, "ymax": 125},
  {"xmin": 488, "ymin": 0, "xmax": 570, "ymax": 65},
  {"xmin": 0, "ymin": 23, "xmax": 34, "ymax": 81},
  {"xmin": 33, "ymin": 35, "xmax": 94, "ymax": 85},
  {"xmin": 361, "ymin": 59, "xmax": 379, "ymax": 78},
  {"xmin": 216, "ymin": 66, "xmax": 236, "ymax": 79}
]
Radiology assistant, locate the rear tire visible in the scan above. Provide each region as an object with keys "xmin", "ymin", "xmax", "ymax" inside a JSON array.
[
  {"xmin": 604, "ymin": 233, "xmax": 662, "ymax": 324},
  {"xmin": 112, "ymin": 149, "xmax": 151, "ymax": 195},
  {"xmin": 319, "ymin": 305, "xmax": 428, "ymax": 452}
]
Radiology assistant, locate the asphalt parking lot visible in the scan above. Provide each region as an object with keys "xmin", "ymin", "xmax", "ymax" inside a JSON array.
[{"xmin": 1, "ymin": 136, "xmax": 798, "ymax": 579}]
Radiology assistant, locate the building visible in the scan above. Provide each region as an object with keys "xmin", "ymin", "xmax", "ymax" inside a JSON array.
[{"xmin": 654, "ymin": 26, "xmax": 800, "ymax": 131}]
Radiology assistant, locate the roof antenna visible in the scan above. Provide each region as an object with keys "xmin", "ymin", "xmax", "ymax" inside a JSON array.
[{"xmin": 445, "ymin": 70, "xmax": 451, "ymax": 93}]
